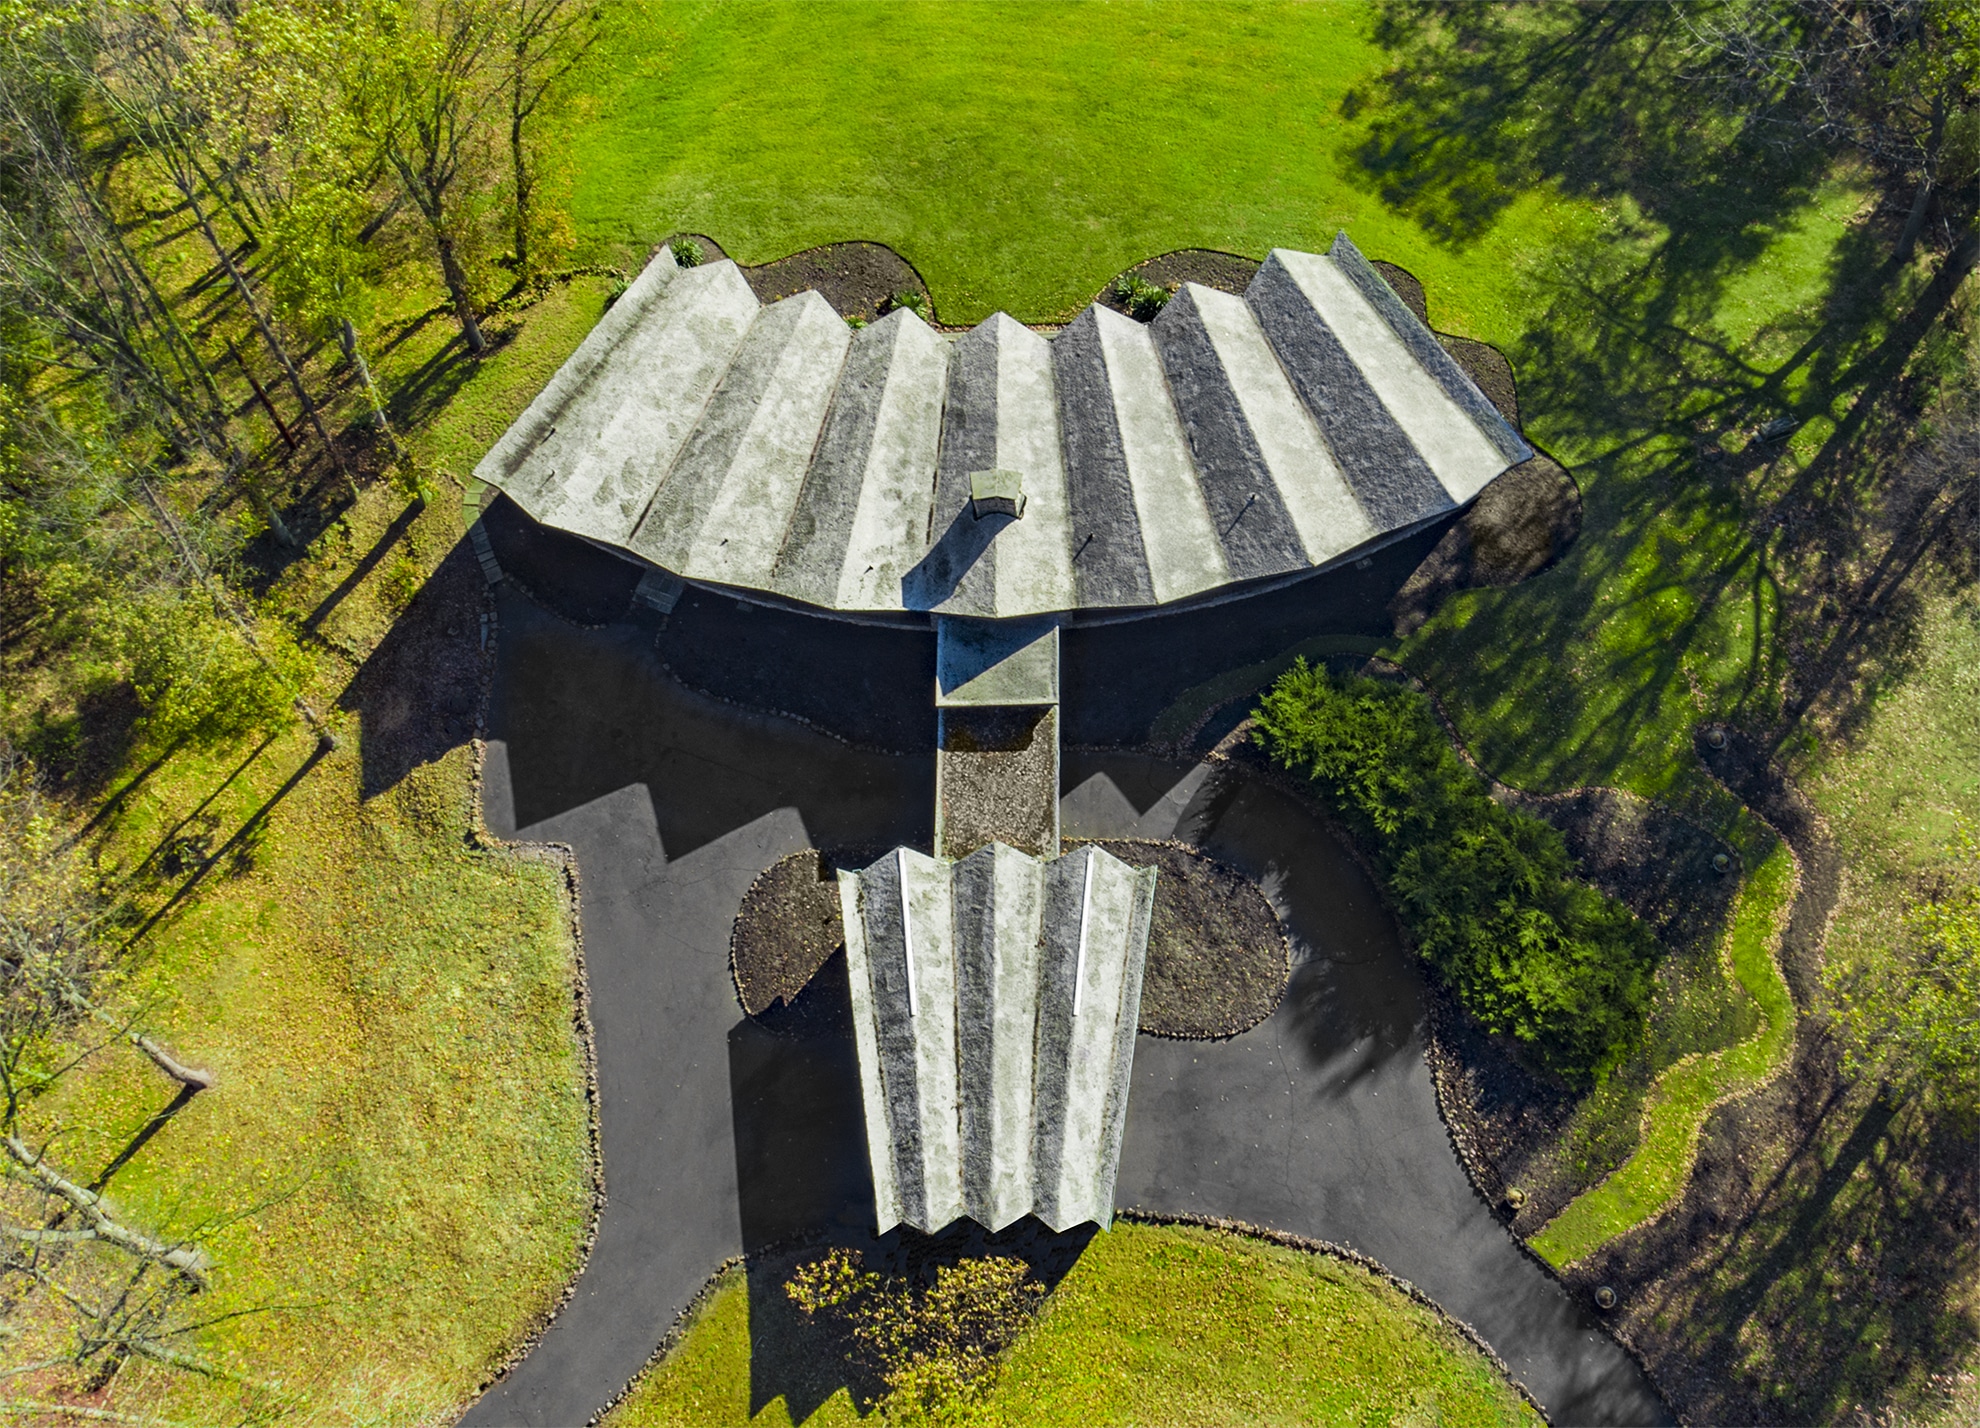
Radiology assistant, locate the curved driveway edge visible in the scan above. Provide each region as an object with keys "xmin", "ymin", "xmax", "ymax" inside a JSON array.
[{"xmin": 463, "ymin": 591, "xmax": 1669, "ymax": 1426}]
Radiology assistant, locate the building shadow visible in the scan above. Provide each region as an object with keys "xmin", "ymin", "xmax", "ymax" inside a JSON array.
[
  {"xmin": 338, "ymin": 536, "xmax": 488, "ymax": 799},
  {"xmin": 480, "ymin": 492, "xmax": 643, "ymax": 626},
  {"xmin": 729, "ymin": 954, "xmax": 1102, "ymax": 1421}
]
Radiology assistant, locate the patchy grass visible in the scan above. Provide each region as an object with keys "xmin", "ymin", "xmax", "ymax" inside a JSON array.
[
  {"xmin": 1531, "ymin": 832, "xmax": 1796, "ymax": 1267},
  {"xmin": 606, "ymin": 1222, "xmax": 1540, "ymax": 1428},
  {"xmin": 0, "ymin": 283, "xmax": 610, "ymax": 1421}
]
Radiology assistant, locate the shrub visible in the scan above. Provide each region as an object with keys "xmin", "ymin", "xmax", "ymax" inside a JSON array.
[
  {"xmin": 1111, "ymin": 271, "xmax": 1171, "ymax": 321},
  {"xmin": 1254, "ymin": 661, "xmax": 1660, "ymax": 1084},
  {"xmin": 788, "ymin": 1247, "xmax": 1042, "ymax": 1422},
  {"xmin": 1826, "ymin": 818, "xmax": 1980, "ymax": 1111},
  {"xmin": 112, "ymin": 593, "xmax": 302, "ymax": 755},
  {"xmin": 670, "ymin": 237, "xmax": 704, "ymax": 268}
]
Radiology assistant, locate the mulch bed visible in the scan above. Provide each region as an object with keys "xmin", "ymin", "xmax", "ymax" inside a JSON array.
[
  {"xmin": 1097, "ymin": 249, "xmax": 1262, "ymax": 316},
  {"xmin": 732, "ymin": 850, "xmax": 848, "ymax": 1017},
  {"xmin": 1082, "ymin": 839, "xmax": 1290, "ymax": 1039},
  {"xmin": 1420, "ymin": 782, "xmax": 1744, "ymax": 1231},
  {"xmin": 668, "ymin": 234, "xmax": 932, "ymax": 325},
  {"xmin": 1388, "ymin": 455, "xmax": 1582, "ymax": 637}
]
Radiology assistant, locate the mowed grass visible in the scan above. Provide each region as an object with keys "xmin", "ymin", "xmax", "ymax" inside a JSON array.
[
  {"xmin": 556, "ymin": 0, "xmax": 1966, "ymax": 1278},
  {"xmin": 608, "ymin": 1221, "xmax": 1541, "ymax": 1428},
  {"xmin": 564, "ymin": 0, "xmax": 1593, "ymax": 330}
]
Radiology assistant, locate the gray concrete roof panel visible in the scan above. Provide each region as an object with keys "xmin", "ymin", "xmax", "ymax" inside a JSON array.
[{"xmin": 480, "ymin": 239, "xmax": 1528, "ymax": 619}]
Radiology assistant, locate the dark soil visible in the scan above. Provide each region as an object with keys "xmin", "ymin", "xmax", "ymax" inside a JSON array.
[
  {"xmin": 670, "ymin": 234, "xmax": 932, "ymax": 325},
  {"xmin": 937, "ymin": 706, "xmax": 1058, "ymax": 859},
  {"xmin": 1561, "ymin": 729, "xmax": 1975, "ymax": 1427},
  {"xmin": 1388, "ymin": 456, "xmax": 1582, "ymax": 637},
  {"xmin": 1372, "ymin": 257, "xmax": 1580, "ymax": 637},
  {"xmin": 731, "ymin": 850, "xmax": 847, "ymax": 1017},
  {"xmin": 1419, "ymin": 785, "xmax": 1737, "ymax": 1230},
  {"xmin": 1082, "ymin": 839, "xmax": 1290, "ymax": 1039},
  {"xmin": 1097, "ymin": 250, "xmax": 1261, "ymax": 318}
]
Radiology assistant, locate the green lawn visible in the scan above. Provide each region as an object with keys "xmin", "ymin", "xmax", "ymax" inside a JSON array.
[
  {"xmin": 564, "ymin": 0, "xmax": 1972, "ymax": 1344},
  {"xmin": 563, "ymin": 0, "xmax": 1593, "ymax": 330},
  {"xmin": 1531, "ymin": 831, "xmax": 1797, "ymax": 1267},
  {"xmin": 6, "ymin": 289, "xmax": 608, "ymax": 1421},
  {"xmin": 18, "ymin": 1, "xmax": 1976, "ymax": 1419},
  {"xmin": 608, "ymin": 1221, "xmax": 1541, "ymax": 1428}
]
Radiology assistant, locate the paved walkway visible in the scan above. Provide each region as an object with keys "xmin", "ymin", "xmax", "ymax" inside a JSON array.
[{"xmin": 463, "ymin": 591, "xmax": 1667, "ymax": 1426}]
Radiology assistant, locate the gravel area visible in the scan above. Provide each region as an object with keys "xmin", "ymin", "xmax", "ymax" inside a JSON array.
[{"xmin": 937, "ymin": 706, "xmax": 1058, "ymax": 859}]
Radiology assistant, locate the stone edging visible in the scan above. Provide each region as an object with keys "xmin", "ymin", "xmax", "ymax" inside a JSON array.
[{"xmin": 456, "ymin": 588, "xmax": 610, "ymax": 1415}]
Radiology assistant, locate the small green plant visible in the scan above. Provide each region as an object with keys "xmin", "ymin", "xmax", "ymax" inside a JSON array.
[
  {"xmin": 603, "ymin": 275, "xmax": 630, "ymax": 308},
  {"xmin": 1254, "ymin": 661, "xmax": 1661, "ymax": 1084},
  {"xmin": 671, "ymin": 237, "xmax": 705, "ymax": 268},
  {"xmin": 889, "ymin": 289, "xmax": 929, "ymax": 319},
  {"xmin": 788, "ymin": 1247, "xmax": 1043, "ymax": 1422},
  {"xmin": 1826, "ymin": 817, "xmax": 1980, "ymax": 1109},
  {"xmin": 846, "ymin": 314, "xmax": 868, "ymax": 330},
  {"xmin": 1111, "ymin": 271, "xmax": 1171, "ymax": 321}
]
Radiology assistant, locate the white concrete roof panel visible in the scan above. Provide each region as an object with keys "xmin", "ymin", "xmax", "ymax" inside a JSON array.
[
  {"xmin": 833, "ymin": 315, "xmax": 950, "ymax": 611},
  {"xmin": 473, "ymin": 247, "xmax": 679, "ymax": 515},
  {"xmin": 682, "ymin": 294, "xmax": 850, "ymax": 586},
  {"xmin": 989, "ymin": 318, "xmax": 1077, "ymax": 618},
  {"xmin": 531, "ymin": 261, "xmax": 758, "ymax": 544},
  {"xmin": 901, "ymin": 849, "xmax": 963, "ymax": 1231},
  {"xmin": 1276, "ymin": 248, "xmax": 1510, "ymax": 505},
  {"xmin": 1093, "ymin": 307, "xmax": 1229, "ymax": 604},
  {"xmin": 1188, "ymin": 284, "xmax": 1375, "ymax": 566}
]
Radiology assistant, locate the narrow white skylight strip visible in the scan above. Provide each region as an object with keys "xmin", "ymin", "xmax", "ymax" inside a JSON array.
[
  {"xmin": 1073, "ymin": 851, "xmax": 1094, "ymax": 1017},
  {"xmin": 899, "ymin": 847, "xmax": 918, "ymax": 1017}
]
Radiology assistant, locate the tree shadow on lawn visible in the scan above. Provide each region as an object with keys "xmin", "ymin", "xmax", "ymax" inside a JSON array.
[
  {"xmin": 1353, "ymin": 6, "xmax": 1980, "ymax": 1417},
  {"xmin": 1352, "ymin": 0, "xmax": 1971, "ymax": 806},
  {"xmin": 339, "ymin": 536, "xmax": 488, "ymax": 801}
]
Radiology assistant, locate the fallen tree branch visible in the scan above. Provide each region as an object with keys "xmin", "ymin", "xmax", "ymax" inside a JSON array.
[
  {"xmin": 125, "ymin": 1035, "xmax": 213, "ymax": 1092},
  {"xmin": 2, "ymin": 1137, "xmax": 209, "ymax": 1287}
]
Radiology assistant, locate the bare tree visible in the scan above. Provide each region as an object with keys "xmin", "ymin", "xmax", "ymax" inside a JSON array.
[
  {"xmin": 504, "ymin": 0, "xmax": 596, "ymax": 276},
  {"xmin": 377, "ymin": 0, "xmax": 504, "ymax": 355},
  {"xmin": 1690, "ymin": 0, "xmax": 1980, "ymax": 263},
  {"xmin": 86, "ymin": 1, "xmax": 353, "ymax": 492}
]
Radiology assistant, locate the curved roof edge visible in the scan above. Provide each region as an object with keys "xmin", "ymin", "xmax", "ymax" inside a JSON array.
[{"xmin": 475, "ymin": 234, "xmax": 1530, "ymax": 622}]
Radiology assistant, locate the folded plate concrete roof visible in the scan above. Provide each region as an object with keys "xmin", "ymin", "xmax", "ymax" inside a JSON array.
[
  {"xmin": 475, "ymin": 234, "xmax": 1530, "ymax": 621},
  {"xmin": 840, "ymin": 842, "xmax": 1155, "ymax": 1234}
]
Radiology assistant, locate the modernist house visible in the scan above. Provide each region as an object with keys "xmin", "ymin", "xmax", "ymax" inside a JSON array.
[{"xmin": 473, "ymin": 233, "xmax": 1530, "ymax": 1235}]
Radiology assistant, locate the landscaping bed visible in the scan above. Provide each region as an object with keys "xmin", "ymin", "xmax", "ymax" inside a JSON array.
[
  {"xmin": 669, "ymin": 233, "xmax": 933, "ymax": 324},
  {"xmin": 732, "ymin": 850, "xmax": 848, "ymax": 1017},
  {"xmin": 1078, "ymin": 839, "xmax": 1290, "ymax": 1038}
]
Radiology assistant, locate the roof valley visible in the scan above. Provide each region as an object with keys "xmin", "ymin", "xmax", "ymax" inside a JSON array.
[{"xmin": 475, "ymin": 234, "xmax": 1531, "ymax": 621}]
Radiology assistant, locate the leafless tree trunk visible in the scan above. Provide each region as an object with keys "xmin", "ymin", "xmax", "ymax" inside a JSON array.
[
  {"xmin": 385, "ymin": 0, "xmax": 503, "ymax": 356},
  {"xmin": 505, "ymin": 0, "xmax": 596, "ymax": 274}
]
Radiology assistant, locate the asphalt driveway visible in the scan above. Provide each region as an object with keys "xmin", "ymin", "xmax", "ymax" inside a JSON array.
[{"xmin": 462, "ymin": 589, "xmax": 1666, "ymax": 1426}]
